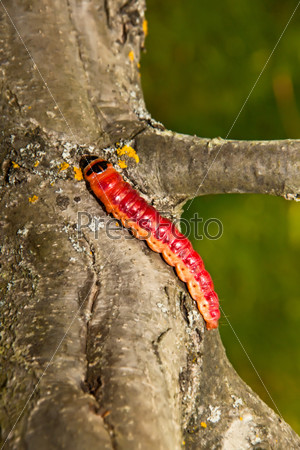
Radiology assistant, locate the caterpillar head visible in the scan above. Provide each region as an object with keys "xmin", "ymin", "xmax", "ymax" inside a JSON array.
[{"xmin": 80, "ymin": 155, "xmax": 111, "ymax": 180}]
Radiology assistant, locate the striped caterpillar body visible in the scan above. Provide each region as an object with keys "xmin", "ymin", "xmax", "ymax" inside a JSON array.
[{"xmin": 80, "ymin": 156, "xmax": 220, "ymax": 329}]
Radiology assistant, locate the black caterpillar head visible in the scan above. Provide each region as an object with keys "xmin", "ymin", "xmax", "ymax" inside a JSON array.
[{"xmin": 80, "ymin": 156, "xmax": 109, "ymax": 176}]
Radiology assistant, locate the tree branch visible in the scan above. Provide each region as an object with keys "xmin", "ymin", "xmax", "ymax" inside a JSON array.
[{"xmin": 130, "ymin": 129, "xmax": 300, "ymax": 205}]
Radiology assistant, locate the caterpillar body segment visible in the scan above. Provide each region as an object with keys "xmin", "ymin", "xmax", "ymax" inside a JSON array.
[{"xmin": 81, "ymin": 156, "xmax": 220, "ymax": 329}]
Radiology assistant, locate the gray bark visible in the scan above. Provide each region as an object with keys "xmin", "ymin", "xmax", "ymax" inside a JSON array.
[{"xmin": 0, "ymin": 1, "xmax": 299, "ymax": 449}]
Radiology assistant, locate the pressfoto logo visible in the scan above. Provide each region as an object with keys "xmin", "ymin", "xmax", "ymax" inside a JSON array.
[{"xmin": 77, "ymin": 211, "xmax": 223, "ymax": 242}]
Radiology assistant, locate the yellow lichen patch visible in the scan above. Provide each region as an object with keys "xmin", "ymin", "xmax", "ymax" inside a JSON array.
[
  {"xmin": 128, "ymin": 50, "xmax": 134, "ymax": 62},
  {"xmin": 117, "ymin": 145, "xmax": 139, "ymax": 163},
  {"xmin": 239, "ymin": 416, "xmax": 243, "ymax": 421},
  {"xmin": 137, "ymin": 62, "xmax": 141, "ymax": 69},
  {"xmin": 58, "ymin": 162, "xmax": 69, "ymax": 172},
  {"xmin": 34, "ymin": 161, "xmax": 40, "ymax": 167},
  {"xmin": 12, "ymin": 161, "xmax": 20, "ymax": 169},
  {"xmin": 200, "ymin": 422, "xmax": 207, "ymax": 428},
  {"xmin": 28, "ymin": 195, "xmax": 38, "ymax": 203},
  {"xmin": 143, "ymin": 19, "xmax": 148, "ymax": 36},
  {"xmin": 118, "ymin": 159, "xmax": 127, "ymax": 169},
  {"xmin": 73, "ymin": 166, "xmax": 83, "ymax": 181}
]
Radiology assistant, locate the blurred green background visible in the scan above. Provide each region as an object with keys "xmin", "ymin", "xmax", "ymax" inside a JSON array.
[{"xmin": 141, "ymin": 0, "xmax": 300, "ymax": 434}]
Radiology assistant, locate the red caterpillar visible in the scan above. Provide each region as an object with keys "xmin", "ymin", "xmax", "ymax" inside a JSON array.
[{"xmin": 80, "ymin": 156, "xmax": 220, "ymax": 329}]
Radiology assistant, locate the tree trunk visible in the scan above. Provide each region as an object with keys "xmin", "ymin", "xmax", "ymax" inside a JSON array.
[{"xmin": 0, "ymin": 1, "xmax": 299, "ymax": 449}]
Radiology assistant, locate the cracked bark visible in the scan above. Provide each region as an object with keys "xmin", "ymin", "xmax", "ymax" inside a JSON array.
[{"xmin": 0, "ymin": 1, "xmax": 299, "ymax": 449}]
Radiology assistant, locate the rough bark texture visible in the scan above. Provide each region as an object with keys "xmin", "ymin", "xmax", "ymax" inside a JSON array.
[{"xmin": 0, "ymin": 1, "xmax": 299, "ymax": 449}]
